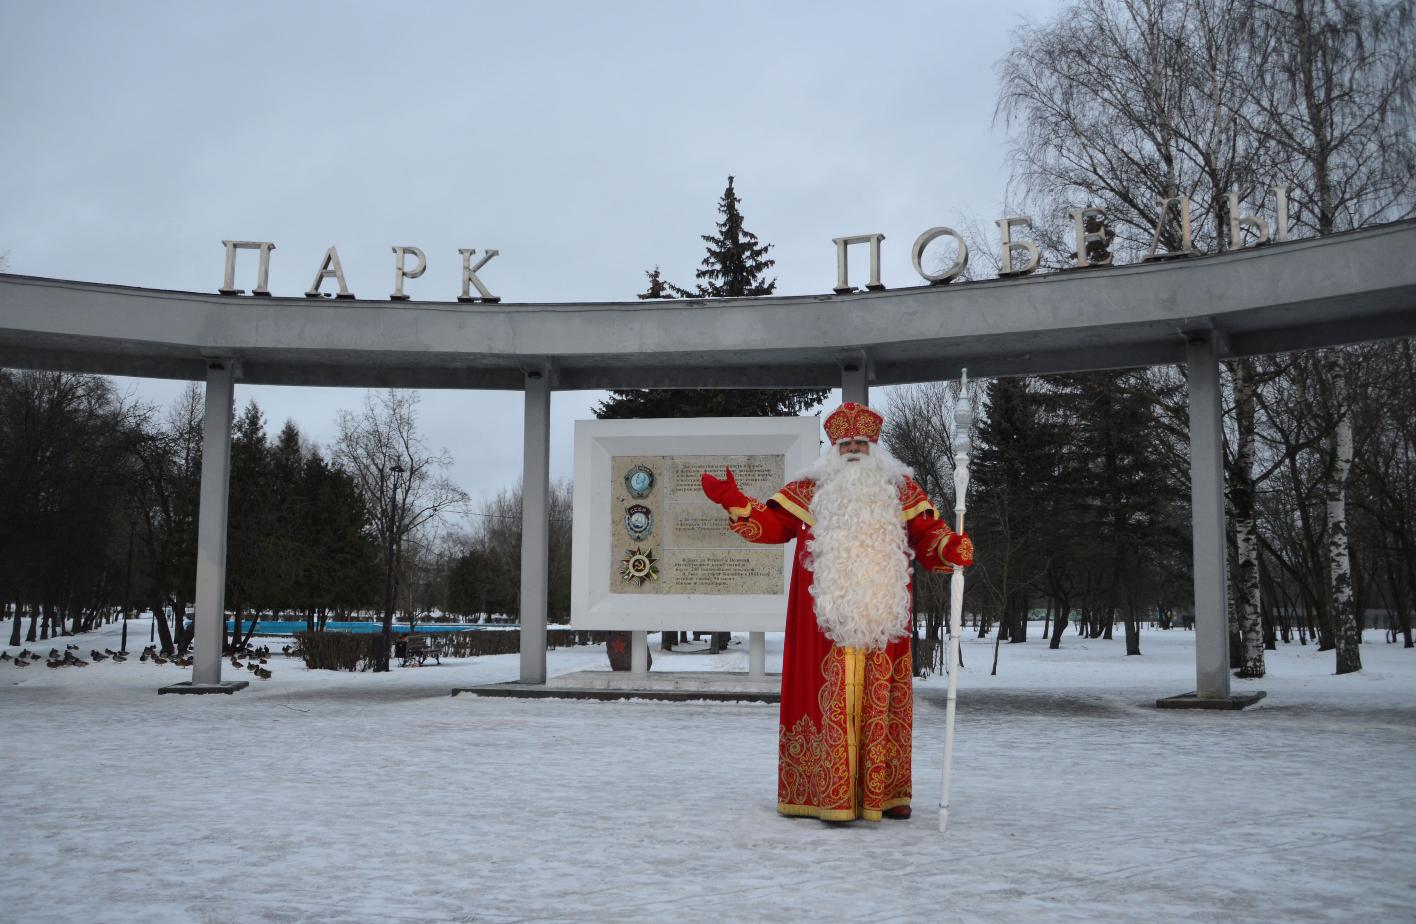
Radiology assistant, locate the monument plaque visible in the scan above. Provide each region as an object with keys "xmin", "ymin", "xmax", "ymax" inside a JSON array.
[
  {"xmin": 572, "ymin": 416, "xmax": 820, "ymax": 632},
  {"xmin": 608, "ymin": 454, "xmax": 786, "ymax": 595}
]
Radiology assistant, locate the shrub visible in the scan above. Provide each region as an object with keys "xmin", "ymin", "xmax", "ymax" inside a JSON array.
[
  {"xmin": 293, "ymin": 631, "xmax": 386, "ymax": 671},
  {"xmin": 292, "ymin": 628, "xmax": 614, "ymax": 669},
  {"xmin": 429, "ymin": 628, "xmax": 612, "ymax": 659}
]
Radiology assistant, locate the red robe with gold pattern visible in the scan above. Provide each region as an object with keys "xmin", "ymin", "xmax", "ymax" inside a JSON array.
[{"xmin": 726, "ymin": 475, "xmax": 965, "ymax": 821}]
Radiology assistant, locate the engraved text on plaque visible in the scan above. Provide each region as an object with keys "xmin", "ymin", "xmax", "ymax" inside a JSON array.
[{"xmin": 609, "ymin": 454, "xmax": 786, "ymax": 595}]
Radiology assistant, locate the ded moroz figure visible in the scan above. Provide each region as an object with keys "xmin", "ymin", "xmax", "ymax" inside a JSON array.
[{"xmin": 701, "ymin": 402, "xmax": 974, "ymax": 823}]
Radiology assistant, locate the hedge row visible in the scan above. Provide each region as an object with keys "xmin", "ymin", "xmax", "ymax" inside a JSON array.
[
  {"xmin": 432, "ymin": 628, "xmax": 614, "ymax": 659},
  {"xmin": 291, "ymin": 627, "xmax": 613, "ymax": 670},
  {"xmin": 292, "ymin": 631, "xmax": 387, "ymax": 671}
]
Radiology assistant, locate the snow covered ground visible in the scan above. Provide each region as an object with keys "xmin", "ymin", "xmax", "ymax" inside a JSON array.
[{"xmin": 2, "ymin": 620, "xmax": 1413, "ymax": 923}]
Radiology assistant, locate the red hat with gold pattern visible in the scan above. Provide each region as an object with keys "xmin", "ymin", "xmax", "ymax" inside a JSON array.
[{"xmin": 823, "ymin": 402, "xmax": 884, "ymax": 444}]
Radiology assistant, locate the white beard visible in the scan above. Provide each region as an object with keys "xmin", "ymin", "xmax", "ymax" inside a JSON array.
[{"xmin": 801, "ymin": 445, "xmax": 914, "ymax": 651}]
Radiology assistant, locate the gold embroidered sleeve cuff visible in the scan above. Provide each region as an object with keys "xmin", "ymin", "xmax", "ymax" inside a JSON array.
[
  {"xmin": 900, "ymin": 498, "xmax": 938, "ymax": 522},
  {"xmin": 933, "ymin": 527, "xmax": 956, "ymax": 560},
  {"xmin": 725, "ymin": 499, "xmax": 799, "ymax": 544},
  {"xmin": 729, "ymin": 517, "xmax": 765, "ymax": 541},
  {"xmin": 768, "ymin": 490, "xmax": 814, "ymax": 527}
]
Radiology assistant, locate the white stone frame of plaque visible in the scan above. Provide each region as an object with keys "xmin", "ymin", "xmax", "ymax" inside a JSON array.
[{"xmin": 571, "ymin": 416, "xmax": 822, "ymax": 631}]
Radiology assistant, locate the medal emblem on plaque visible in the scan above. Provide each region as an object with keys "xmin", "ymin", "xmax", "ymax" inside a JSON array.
[
  {"xmin": 619, "ymin": 546, "xmax": 659, "ymax": 586},
  {"xmin": 624, "ymin": 504, "xmax": 653, "ymax": 540},
  {"xmin": 624, "ymin": 464, "xmax": 655, "ymax": 498}
]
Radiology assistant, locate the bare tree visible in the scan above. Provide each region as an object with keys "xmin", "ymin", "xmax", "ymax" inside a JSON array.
[
  {"xmin": 445, "ymin": 479, "xmax": 574, "ymax": 624},
  {"xmin": 998, "ymin": 0, "xmax": 1264, "ymax": 668},
  {"xmin": 398, "ymin": 526, "xmax": 456, "ymax": 631},
  {"xmin": 1249, "ymin": 0, "xmax": 1416, "ymax": 673},
  {"xmin": 1230, "ymin": 358, "xmax": 1269, "ymax": 675},
  {"xmin": 882, "ymin": 380, "xmax": 997, "ymax": 674},
  {"xmin": 1249, "ymin": 0, "xmax": 1416, "ymax": 236},
  {"xmin": 997, "ymin": 0, "xmax": 1415, "ymax": 678},
  {"xmin": 0, "ymin": 371, "xmax": 142, "ymax": 643},
  {"xmin": 335, "ymin": 390, "xmax": 467, "ymax": 671},
  {"xmin": 997, "ymin": 0, "xmax": 1270, "ymax": 261},
  {"xmin": 126, "ymin": 384, "xmax": 202, "ymax": 653}
]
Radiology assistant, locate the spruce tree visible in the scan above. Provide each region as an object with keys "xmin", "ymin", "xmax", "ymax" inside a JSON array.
[
  {"xmin": 595, "ymin": 176, "xmax": 829, "ymax": 420},
  {"xmin": 269, "ymin": 420, "xmax": 306, "ymax": 617},
  {"xmin": 1047, "ymin": 370, "xmax": 1185, "ymax": 653},
  {"xmin": 692, "ymin": 175, "xmax": 776, "ymax": 298},
  {"xmin": 300, "ymin": 449, "xmax": 378, "ymax": 628},
  {"xmin": 226, "ymin": 400, "xmax": 277, "ymax": 648},
  {"xmin": 970, "ymin": 376, "xmax": 1058, "ymax": 646}
]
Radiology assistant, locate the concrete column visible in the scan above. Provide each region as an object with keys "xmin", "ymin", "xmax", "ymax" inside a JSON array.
[
  {"xmin": 841, "ymin": 362, "xmax": 868, "ymax": 405},
  {"xmin": 1185, "ymin": 332, "xmax": 1231, "ymax": 699},
  {"xmin": 748, "ymin": 631, "xmax": 766, "ymax": 678},
  {"xmin": 192, "ymin": 360, "xmax": 235, "ymax": 686},
  {"xmin": 519, "ymin": 369, "xmax": 551, "ymax": 685},
  {"xmin": 631, "ymin": 630, "xmax": 648, "ymax": 676}
]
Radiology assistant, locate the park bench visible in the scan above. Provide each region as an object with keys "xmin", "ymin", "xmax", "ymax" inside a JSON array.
[{"xmin": 399, "ymin": 634, "xmax": 442, "ymax": 667}]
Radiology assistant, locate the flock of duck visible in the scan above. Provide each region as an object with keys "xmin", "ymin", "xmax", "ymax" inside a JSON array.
[
  {"xmin": 228, "ymin": 645, "xmax": 275, "ymax": 680},
  {"xmin": 3, "ymin": 643, "xmax": 276, "ymax": 679}
]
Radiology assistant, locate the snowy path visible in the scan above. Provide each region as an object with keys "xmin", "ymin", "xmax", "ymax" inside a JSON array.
[{"xmin": 2, "ymin": 622, "xmax": 1413, "ymax": 923}]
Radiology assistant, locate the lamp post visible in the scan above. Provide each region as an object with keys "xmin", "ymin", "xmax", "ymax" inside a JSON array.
[{"xmin": 380, "ymin": 462, "xmax": 406, "ymax": 671}]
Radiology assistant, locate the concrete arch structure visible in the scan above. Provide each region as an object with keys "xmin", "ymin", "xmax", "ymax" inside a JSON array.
[{"xmin": 3, "ymin": 220, "xmax": 1415, "ymax": 697}]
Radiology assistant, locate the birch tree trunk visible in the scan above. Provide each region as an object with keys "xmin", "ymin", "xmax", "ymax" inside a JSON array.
[
  {"xmin": 1324, "ymin": 351, "xmax": 1361, "ymax": 675},
  {"xmin": 1226, "ymin": 583, "xmax": 1243, "ymax": 669},
  {"xmin": 1233, "ymin": 358, "xmax": 1265, "ymax": 677}
]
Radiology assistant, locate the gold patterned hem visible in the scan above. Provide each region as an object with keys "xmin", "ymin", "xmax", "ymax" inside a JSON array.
[
  {"xmin": 777, "ymin": 802, "xmax": 866, "ymax": 822},
  {"xmin": 777, "ymin": 797, "xmax": 911, "ymax": 823}
]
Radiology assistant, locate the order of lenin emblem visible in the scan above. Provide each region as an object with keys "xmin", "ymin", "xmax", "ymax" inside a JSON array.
[{"xmin": 625, "ymin": 464, "xmax": 655, "ymax": 498}]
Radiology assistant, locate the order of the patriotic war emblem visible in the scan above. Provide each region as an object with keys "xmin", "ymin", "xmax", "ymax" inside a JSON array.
[
  {"xmin": 624, "ymin": 464, "xmax": 655, "ymax": 498},
  {"xmin": 620, "ymin": 546, "xmax": 658, "ymax": 586},
  {"xmin": 624, "ymin": 504, "xmax": 652, "ymax": 540}
]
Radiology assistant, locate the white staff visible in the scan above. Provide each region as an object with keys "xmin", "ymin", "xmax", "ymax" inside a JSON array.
[{"xmin": 939, "ymin": 369, "xmax": 973, "ymax": 833}]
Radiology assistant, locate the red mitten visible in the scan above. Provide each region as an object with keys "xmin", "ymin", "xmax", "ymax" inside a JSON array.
[
  {"xmin": 941, "ymin": 531, "xmax": 974, "ymax": 567},
  {"xmin": 701, "ymin": 467, "xmax": 750, "ymax": 511}
]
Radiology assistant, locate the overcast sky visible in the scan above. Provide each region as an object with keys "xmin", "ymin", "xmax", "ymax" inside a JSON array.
[{"xmin": 0, "ymin": 0, "xmax": 1057, "ymax": 515}]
